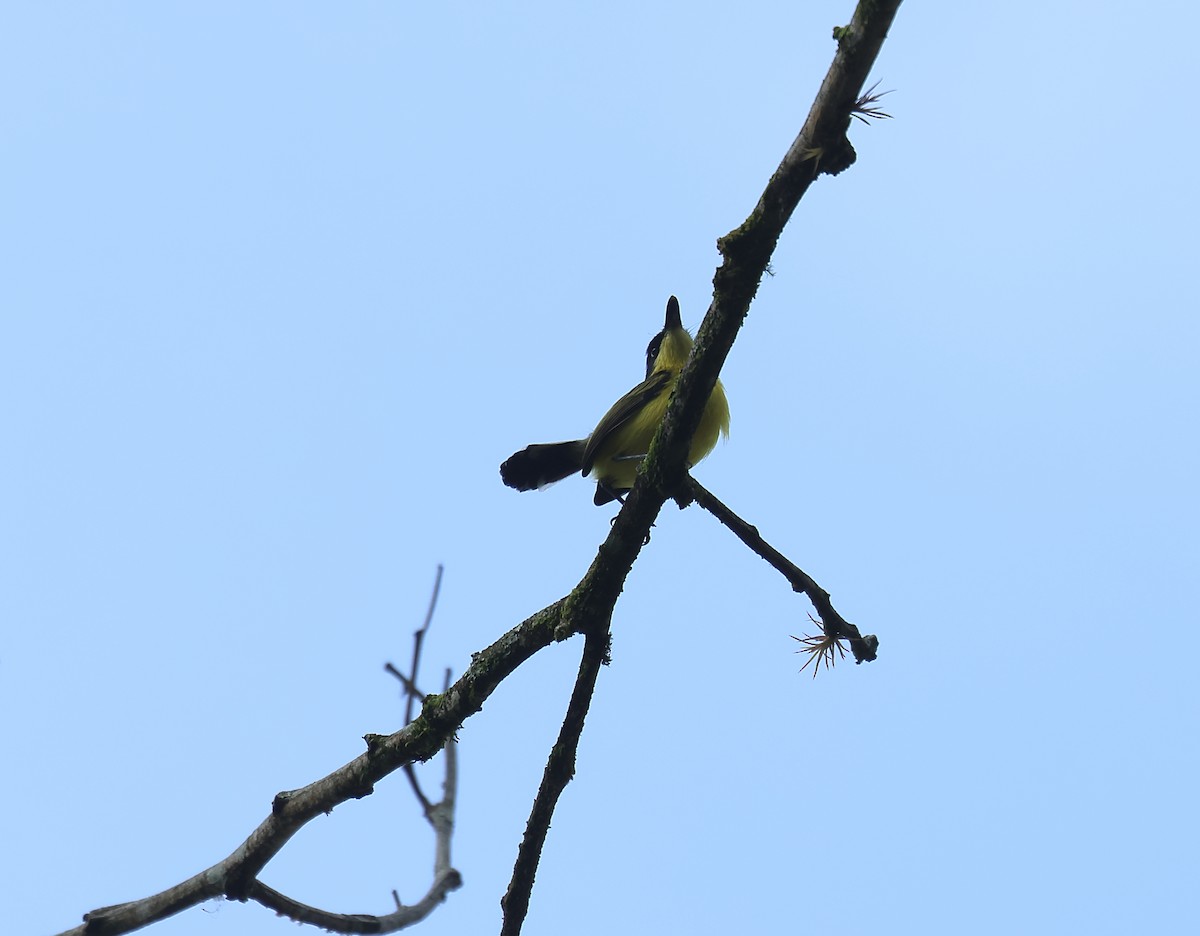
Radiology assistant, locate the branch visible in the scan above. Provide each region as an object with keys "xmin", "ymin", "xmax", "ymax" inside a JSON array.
[
  {"xmin": 404, "ymin": 565, "xmax": 444, "ymax": 725},
  {"xmin": 680, "ymin": 476, "xmax": 878, "ymax": 666},
  {"xmin": 583, "ymin": 0, "xmax": 899, "ymax": 655},
  {"xmin": 225, "ymin": 576, "xmax": 466, "ymax": 933},
  {"xmin": 498, "ymin": 1, "xmax": 899, "ymax": 921},
  {"xmin": 629, "ymin": 0, "xmax": 904, "ymax": 531},
  {"xmin": 387, "ymin": 564, "xmax": 446, "ymax": 813},
  {"xmin": 241, "ymin": 871, "xmax": 462, "ymax": 934},
  {"xmin": 61, "ymin": 600, "xmax": 567, "ymax": 936},
  {"xmin": 500, "ymin": 628, "xmax": 611, "ymax": 936}
]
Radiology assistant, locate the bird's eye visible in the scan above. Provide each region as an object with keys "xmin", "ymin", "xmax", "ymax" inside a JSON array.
[{"xmin": 644, "ymin": 334, "xmax": 664, "ymax": 378}]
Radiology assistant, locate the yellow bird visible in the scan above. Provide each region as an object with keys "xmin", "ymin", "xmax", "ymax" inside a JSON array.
[{"xmin": 500, "ymin": 296, "xmax": 729, "ymax": 505}]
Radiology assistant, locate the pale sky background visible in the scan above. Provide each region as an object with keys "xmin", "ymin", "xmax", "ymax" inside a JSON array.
[{"xmin": 4, "ymin": 3, "xmax": 1198, "ymax": 935}]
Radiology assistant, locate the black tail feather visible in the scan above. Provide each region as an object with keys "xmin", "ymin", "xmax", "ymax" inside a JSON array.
[{"xmin": 500, "ymin": 440, "xmax": 587, "ymax": 492}]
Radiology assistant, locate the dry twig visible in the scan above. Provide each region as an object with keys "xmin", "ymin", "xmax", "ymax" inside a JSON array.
[
  {"xmin": 680, "ymin": 476, "xmax": 878, "ymax": 667},
  {"xmin": 67, "ymin": 568, "xmax": 464, "ymax": 936}
]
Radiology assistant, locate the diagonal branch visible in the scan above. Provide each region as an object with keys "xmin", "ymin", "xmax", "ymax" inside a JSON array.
[
  {"xmin": 630, "ymin": 0, "xmax": 904, "ymax": 536},
  {"xmin": 500, "ymin": 627, "xmax": 611, "ymax": 936},
  {"xmin": 680, "ymin": 476, "xmax": 878, "ymax": 665},
  {"xmin": 230, "ymin": 574, "xmax": 465, "ymax": 933},
  {"xmin": 61, "ymin": 600, "xmax": 567, "ymax": 936},
  {"xmin": 582, "ymin": 0, "xmax": 900, "ymax": 656}
]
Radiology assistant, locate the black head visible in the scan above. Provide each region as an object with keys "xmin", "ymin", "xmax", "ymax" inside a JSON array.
[{"xmin": 644, "ymin": 296, "xmax": 682, "ymax": 378}]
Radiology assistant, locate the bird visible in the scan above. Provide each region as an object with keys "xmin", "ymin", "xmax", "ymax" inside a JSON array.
[{"xmin": 500, "ymin": 295, "xmax": 729, "ymax": 505}]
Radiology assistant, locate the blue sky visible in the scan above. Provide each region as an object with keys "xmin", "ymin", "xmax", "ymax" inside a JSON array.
[{"xmin": 4, "ymin": 3, "xmax": 1198, "ymax": 935}]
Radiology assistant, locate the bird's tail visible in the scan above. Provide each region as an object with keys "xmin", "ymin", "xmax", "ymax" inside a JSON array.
[{"xmin": 500, "ymin": 440, "xmax": 588, "ymax": 492}]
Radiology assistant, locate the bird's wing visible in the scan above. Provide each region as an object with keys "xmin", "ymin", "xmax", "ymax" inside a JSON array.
[{"xmin": 580, "ymin": 369, "xmax": 671, "ymax": 475}]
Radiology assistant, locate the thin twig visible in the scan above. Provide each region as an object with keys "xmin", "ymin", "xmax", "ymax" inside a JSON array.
[
  {"xmin": 431, "ymin": 668, "xmax": 456, "ymax": 875},
  {"xmin": 384, "ymin": 663, "xmax": 425, "ymax": 703},
  {"xmin": 406, "ymin": 565, "xmax": 444, "ymax": 725},
  {"xmin": 500, "ymin": 627, "xmax": 610, "ymax": 936},
  {"xmin": 64, "ymin": 587, "xmax": 551, "ymax": 936},
  {"xmin": 385, "ymin": 564, "xmax": 445, "ymax": 812},
  {"xmin": 244, "ymin": 871, "xmax": 462, "ymax": 934},
  {"xmin": 680, "ymin": 476, "xmax": 878, "ymax": 665},
  {"xmin": 235, "ymin": 566, "xmax": 461, "ymax": 932}
]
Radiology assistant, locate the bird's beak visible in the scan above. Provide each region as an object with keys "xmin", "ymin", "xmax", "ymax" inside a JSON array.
[{"xmin": 665, "ymin": 295, "xmax": 682, "ymax": 330}]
